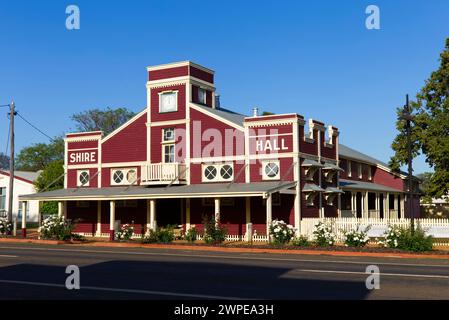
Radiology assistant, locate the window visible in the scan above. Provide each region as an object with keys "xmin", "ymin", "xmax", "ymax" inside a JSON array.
[
  {"xmin": 77, "ymin": 170, "xmax": 90, "ymax": 187},
  {"xmin": 262, "ymin": 161, "xmax": 280, "ymax": 180},
  {"xmin": 116, "ymin": 200, "xmax": 138, "ymax": 208},
  {"xmin": 111, "ymin": 168, "xmax": 138, "ymax": 185},
  {"xmin": 202, "ymin": 163, "xmax": 234, "ymax": 182},
  {"xmin": 358, "ymin": 163, "xmax": 363, "ymax": 179},
  {"xmin": 204, "ymin": 165, "xmax": 217, "ymax": 181},
  {"xmin": 76, "ymin": 201, "xmax": 90, "ymax": 208},
  {"xmin": 163, "ymin": 144, "xmax": 175, "ymax": 163},
  {"xmin": 220, "ymin": 165, "xmax": 233, "ymax": 180},
  {"xmin": 347, "ymin": 160, "xmax": 352, "ymax": 178},
  {"xmin": 163, "ymin": 128, "xmax": 175, "ymax": 142},
  {"xmin": 160, "ymin": 91, "xmax": 178, "ymax": 113},
  {"xmin": 0, "ymin": 187, "xmax": 6, "ymax": 215},
  {"xmin": 367, "ymin": 165, "xmax": 372, "ymax": 181},
  {"xmin": 198, "ymin": 88, "xmax": 206, "ymax": 104}
]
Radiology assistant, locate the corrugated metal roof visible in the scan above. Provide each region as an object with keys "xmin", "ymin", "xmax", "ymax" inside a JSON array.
[
  {"xmin": 0, "ymin": 170, "xmax": 40, "ymax": 183},
  {"xmin": 339, "ymin": 179, "xmax": 402, "ymax": 193},
  {"xmin": 193, "ymin": 104, "xmax": 246, "ymax": 127},
  {"xmin": 339, "ymin": 144, "xmax": 389, "ymax": 167},
  {"xmin": 19, "ymin": 181, "xmax": 297, "ymax": 201}
]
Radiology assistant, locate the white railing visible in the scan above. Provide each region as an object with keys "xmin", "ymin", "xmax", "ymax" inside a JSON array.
[
  {"xmin": 300, "ymin": 217, "xmax": 449, "ymax": 246},
  {"xmin": 141, "ymin": 163, "xmax": 187, "ymax": 184},
  {"xmin": 368, "ymin": 210, "xmax": 380, "ymax": 218}
]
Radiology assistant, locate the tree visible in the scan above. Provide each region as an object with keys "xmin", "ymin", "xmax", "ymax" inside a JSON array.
[
  {"xmin": 416, "ymin": 172, "xmax": 433, "ymax": 203},
  {"xmin": 0, "ymin": 153, "xmax": 9, "ymax": 169},
  {"xmin": 34, "ymin": 159, "xmax": 64, "ymax": 214},
  {"xmin": 390, "ymin": 38, "xmax": 449, "ymax": 199},
  {"xmin": 15, "ymin": 137, "xmax": 64, "ymax": 172},
  {"xmin": 71, "ymin": 107, "xmax": 135, "ymax": 136}
]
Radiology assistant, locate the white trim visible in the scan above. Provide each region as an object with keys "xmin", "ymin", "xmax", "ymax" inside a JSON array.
[
  {"xmin": 244, "ymin": 118, "xmax": 301, "ymax": 128},
  {"xmin": 101, "ymin": 108, "xmax": 147, "ymax": 144},
  {"xmin": 159, "ymin": 90, "xmax": 178, "ymax": 113},
  {"xmin": 146, "ymin": 60, "xmax": 214, "ymax": 75},
  {"xmin": 147, "ymin": 119, "xmax": 188, "ymax": 127}
]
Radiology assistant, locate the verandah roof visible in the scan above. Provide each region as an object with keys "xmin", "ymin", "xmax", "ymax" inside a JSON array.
[
  {"xmin": 339, "ymin": 179, "xmax": 403, "ymax": 193},
  {"xmin": 19, "ymin": 181, "xmax": 297, "ymax": 202}
]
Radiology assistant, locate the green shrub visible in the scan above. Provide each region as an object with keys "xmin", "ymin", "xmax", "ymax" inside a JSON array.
[
  {"xmin": 185, "ymin": 227, "xmax": 198, "ymax": 243},
  {"xmin": 291, "ymin": 235, "xmax": 310, "ymax": 247},
  {"xmin": 142, "ymin": 226, "xmax": 175, "ymax": 244},
  {"xmin": 379, "ymin": 224, "xmax": 433, "ymax": 252},
  {"xmin": 203, "ymin": 215, "xmax": 227, "ymax": 244}
]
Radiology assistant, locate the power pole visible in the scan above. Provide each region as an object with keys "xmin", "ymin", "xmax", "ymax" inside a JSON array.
[
  {"xmin": 401, "ymin": 94, "xmax": 415, "ymax": 234},
  {"xmin": 7, "ymin": 101, "xmax": 15, "ymax": 234}
]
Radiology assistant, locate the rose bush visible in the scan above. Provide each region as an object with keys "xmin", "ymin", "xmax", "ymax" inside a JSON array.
[
  {"xmin": 313, "ymin": 221, "xmax": 336, "ymax": 246},
  {"xmin": 269, "ymin": 220, "xmax": 296, "ymax": 245}
]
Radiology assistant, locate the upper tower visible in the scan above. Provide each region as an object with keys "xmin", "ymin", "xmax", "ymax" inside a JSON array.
[{"xmin": 146, "ymin": 61, "xmax": 216, "ymax": 123}]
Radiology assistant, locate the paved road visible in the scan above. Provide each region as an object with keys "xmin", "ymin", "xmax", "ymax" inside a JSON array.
[{"xmin": 0, "ymin": 243, "xmax": 448, "ymax": 300}]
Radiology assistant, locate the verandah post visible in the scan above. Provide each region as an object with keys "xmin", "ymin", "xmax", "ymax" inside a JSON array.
[
  {"xmin": 266, "ymin": 194, "xmax": 272, "ymax": 241},
  {"xmin": 21, "ymin": 201, "xmax": 27, "ymax": 238},
  {"xmin": 109, "ymin": 200, "xmax": 115, "ymax": 241},
  {"xmin": 214, "ymin": 198, "xmax": 220, "ymax": 227}
]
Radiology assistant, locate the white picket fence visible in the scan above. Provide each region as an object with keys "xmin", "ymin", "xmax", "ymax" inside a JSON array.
[{"xmin": 300, "ymin": 218, "xmax": 449, "ymax": 246}]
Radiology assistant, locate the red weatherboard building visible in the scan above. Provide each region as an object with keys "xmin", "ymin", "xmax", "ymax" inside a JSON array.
[{"xmin": 20, "ymin": 61, "xmax": 421, "ymax": 240}]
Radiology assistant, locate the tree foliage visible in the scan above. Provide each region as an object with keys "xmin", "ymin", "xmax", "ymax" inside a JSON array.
[
  {"xmin": 0, "ymin": 153, "xmax": 9, "ymax": 169},
  {"xmin": 34, "ymin": 159, "xmax": 65, "ymax": 215},
  {"xmin": 390, "ymin": 38, "xmax": 449, "ymax": 198},
  {"xmin": 15, "ymin": 137, "xmax": 64, "ymax": 172},
  {"xmin": 71, "ymin": 107, "xmax": 135, "ymax": 136}
]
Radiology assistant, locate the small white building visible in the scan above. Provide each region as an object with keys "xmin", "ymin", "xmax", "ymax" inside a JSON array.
[{"xmin": 0, "ymin": 170, "xmax": 40, "ymax": 223}]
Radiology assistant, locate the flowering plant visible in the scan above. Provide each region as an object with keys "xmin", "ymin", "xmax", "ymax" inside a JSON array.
[
  {"xmin": 0, "ymin": 218, "xmax": 12, "ymax": 235},
  {"xmin": 269, "ymin": 220, "xmax": 296, "ymax": 245},
  {"xmin": 377, "ymin": 225, "xmax": 401, "ymax": 248},
  {"xmin": 116, "ymin": 224, "xmax": 134, "ymax": 241},
  {"xmin": 313, "ymin": 221, "xmax": 336, "ymax": 246},
  {"xmin": 343, "ymin": 226, "xmax": 371, "ymax": 247},
  {"xmin": 38, "ymin": 215, "xmax": 77, "ymax": 240}
]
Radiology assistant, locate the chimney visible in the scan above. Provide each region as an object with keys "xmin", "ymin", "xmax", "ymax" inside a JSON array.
[
  {"xmin": 215, "ymin": 94, "xmax": 220, "ymax": 109},
  {"xmin": 252, "ymin": 107, "xmax": 259, "ymax": 117}
]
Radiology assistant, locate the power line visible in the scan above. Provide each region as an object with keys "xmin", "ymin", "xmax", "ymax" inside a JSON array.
[{"xmin": 16, "ymin": 112, "xmax": 54, "ymax": 141}]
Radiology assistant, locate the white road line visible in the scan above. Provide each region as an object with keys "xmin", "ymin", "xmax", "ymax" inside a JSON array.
[
  {"xmin": 0, "ymin": 245, "xmax": 448, "ymax": 268},
  {"xmin": 0, "ymin": 255, "xmax": 18, "ymax": 258},
  {"xmin": 0, "ymin": 279, "xmax": 249, "ymax": 300},
  {"xmin": 299, "ymin": 269, "xmax": 449, "ymax": 280}
]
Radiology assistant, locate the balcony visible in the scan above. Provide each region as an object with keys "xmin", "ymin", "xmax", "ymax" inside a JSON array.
[{"xmin": 141, "ymin": 163, "xmax": 187, "ymax": 185}]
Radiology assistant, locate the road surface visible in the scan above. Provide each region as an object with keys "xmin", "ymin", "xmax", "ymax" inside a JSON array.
[{"xmin": 0, "ymin": 243, "xmax": 448, "ymax": 300}]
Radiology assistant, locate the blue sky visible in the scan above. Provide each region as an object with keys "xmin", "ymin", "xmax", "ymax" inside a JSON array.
[{"xmin": 0, "ymin": 0, "xmax": 448, "ymax": 173}]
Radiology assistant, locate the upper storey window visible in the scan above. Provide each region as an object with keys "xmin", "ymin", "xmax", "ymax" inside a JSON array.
[
  {"xmin": 198, "ymin": 88, "xmax": 206, "ymax": 104},
  {"xmin": 160, "ymin": 91, "xmax": 178, "ymax": 113}
]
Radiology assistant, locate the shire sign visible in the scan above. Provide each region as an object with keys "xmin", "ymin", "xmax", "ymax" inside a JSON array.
[{"xmin": 69, "ymin": 151, "xmax": 97, "ymax": 164}]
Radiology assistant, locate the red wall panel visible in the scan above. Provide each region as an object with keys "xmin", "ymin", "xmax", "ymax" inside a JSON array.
[{"xmin": 101, "ymin": 113, "xmax": 147, "ymax": 163}]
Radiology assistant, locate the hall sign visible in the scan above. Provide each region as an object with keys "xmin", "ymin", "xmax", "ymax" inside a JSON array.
[
  {"xmin": 255, "ymin": 138, "xmax": 289, "ymax": 153},
  {"xmin": 68, "ymin": 150, "xmax": 98, "ymax": 164}
]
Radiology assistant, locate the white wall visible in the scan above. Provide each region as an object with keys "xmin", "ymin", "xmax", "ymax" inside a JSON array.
[{"xmin": 0, "ymin": 175, "xmax": 39, "ymax": 223}]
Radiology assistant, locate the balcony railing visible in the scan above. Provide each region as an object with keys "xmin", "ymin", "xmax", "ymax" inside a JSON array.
[{"xmin": 141, "ymin": 163, "xmax": 187, "ymax": 185}]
